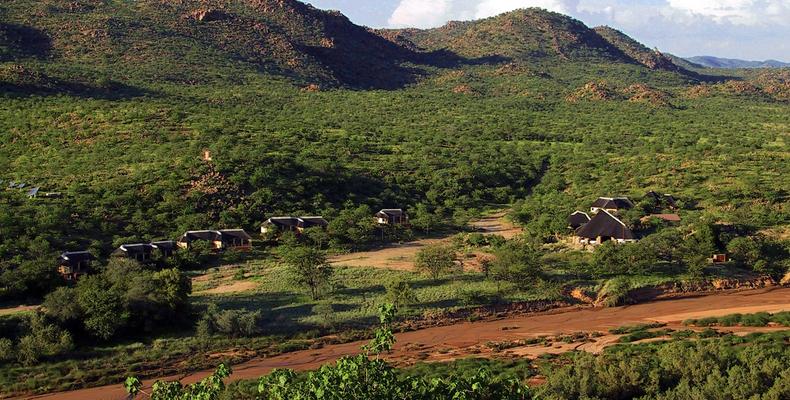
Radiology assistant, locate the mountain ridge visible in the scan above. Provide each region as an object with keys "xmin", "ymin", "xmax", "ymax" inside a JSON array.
[
  {"xmin": 1, "ymin": 1, "xmax": 698, "ymax": 90},
  {"xmin": 686, "ymin": 56, "xmax": 790, "ymax": 69}
]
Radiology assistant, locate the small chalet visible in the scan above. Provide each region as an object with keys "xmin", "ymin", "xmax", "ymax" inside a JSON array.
[
  {"xmin": 152, "ymin": 240, "xmax": 178, "ymax": 258},
  {"xmin": 177, "ymin": 229, "xmax": 252, "ymax": 251},
  {"xmin": 58, "ymin": 251, "xmax": 95, "ymax": 280},
  {"xmin": 297, "ymin": 216, "xmax": 329, "ymax": 231},
  {"xmin": 567, "ymin": 211, "xmax": 591, "ymax": 229},
  {"xmin": 219, "ymin": 229, "xmax": 253, "ymax": 250},
  {"xmin": 376, "ymin": 209, "xmax": 409, "ymax": 225},
  {"xmin": 112, "ymin": 243, "xmax": 155, "ymax": 262},
  {"xmin": 590, "ymin": 197, "xmax": 634, "ymax": 214},
  {"xmin": 712, "ymin": 254, "xmax": 729, "ymax": 263},
  {"xmin": 261, "ymin": 216, "xmax": 329, "ymax": 234},
  {"xmin": 261, "ymin": 217, "xmax": 300, "ymax": 233},
  {"xmin": 177, "ymin": 230, "xmax": 221, "ymax": 250},
  {"xmin": 575, "ymin": 210, "xmax": 636, "ymax": 245}
]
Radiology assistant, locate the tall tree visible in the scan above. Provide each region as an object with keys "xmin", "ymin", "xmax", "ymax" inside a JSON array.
[
  {"xmin": 414, "ymin": 244, "xmax": 459, "ymax": 280},
  {"xmin": 280, "ymin": 246, "xmax": 333, "ymax": 300}
]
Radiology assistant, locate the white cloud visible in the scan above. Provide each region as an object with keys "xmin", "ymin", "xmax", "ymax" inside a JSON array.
[
  {"xmin": 388, "ymin": 0, "xmax": 451, "ymax": 28},
  {"xmin": 666, "ymin": 0, "xmax": 790, "ymax": 25}
]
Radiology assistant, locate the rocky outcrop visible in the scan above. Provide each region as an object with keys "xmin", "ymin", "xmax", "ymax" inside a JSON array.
[
  {"xmin": 622, "ymin": 83, "xmax": 672, "ymax": 107},
  {"xmin": 187, "ymin": 9, "xmax": 231, "ymax": 22},
  {"xmin": 566, "ymin": 81, "xmax": 620, "ymax": 102},
  {"xmin": 452, "ymin": 84, "xmax": 476, "ymax": 95}
]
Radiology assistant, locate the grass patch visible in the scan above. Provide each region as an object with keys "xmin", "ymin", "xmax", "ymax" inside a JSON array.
[
  {"xmin": 683, "ymin": 311, "xmax": 789, "ymax": 328},
  {"xmin": 609, "ymin": 322, "xmax": 666, "ymax": 335}
]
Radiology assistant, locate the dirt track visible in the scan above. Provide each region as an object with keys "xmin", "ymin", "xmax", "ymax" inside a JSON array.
[
  {"xmin": 0, "ymin": 305, "xmax": 38, "ymax": 317},
  {"xmin": 329, "ymin": 212, "xmax": 521, "ymax": 271},
  {"xmin": 25, "ymin": 287, "xmax": 790, "ymax": 400}
]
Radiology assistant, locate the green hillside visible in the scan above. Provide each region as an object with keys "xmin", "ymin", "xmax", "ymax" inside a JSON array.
[
  {"xmin": 1, "ymin": 0, "xmax": 788, "ymax": 298},
  {"xmin": 593, "ymin": 25, "xmax": 686, "ymax": 72}
]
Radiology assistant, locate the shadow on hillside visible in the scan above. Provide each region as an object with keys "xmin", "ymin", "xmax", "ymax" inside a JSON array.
[
  {"xmin": 0, "ymin": 80, "xmax": 156, "ymax": 100},
  {"xmin": 0, "ymin": 23, "xmax": 52, "ymax": 60}
]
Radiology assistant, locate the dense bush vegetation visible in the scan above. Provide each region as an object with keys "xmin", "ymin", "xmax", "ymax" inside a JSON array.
[
  {"xmin": 537, "ymin": 332, "xmax": 790, "ymax": 399},
  {"xmin": 41, "ymin": 258, "xmax": 191, "ymax": 341}
]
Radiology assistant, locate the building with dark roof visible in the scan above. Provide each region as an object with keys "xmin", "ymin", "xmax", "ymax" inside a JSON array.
[
  {"xmin": 112, "ymin": 243, "xmax": 155, "ymax": 262},
  {"xmin": 261, "ymin": 217, "xmax": 301, "ymax": 233},
  {"xmin": 177, "ymin": 229, "xmax": 252, "ymax": 251},
  {"xmin": 590, "ymin": 197, "xmax": 634, "ymax": 214},
  {"xmin": 261, "ymin": 216, "xmax": 329, "ymax": 234},
  {"xmin": 152, "ymin": 240, "xmax": 178, "ymax": 257},
  {"xmin": 297, "ymin": 216, "xmax": 329, "ymax": 230},
  {"xmin": 574, "ymin": 210, "xmax": 636, "ymax": 245},
  {"xmin": 218, "ymin": 229, "xmax": 253, "ymax": 250},
  {"xmin": 645, "ymin": 191, "xmax": 679, "ymax": 210},
  {"xmin": 58, "ymin": 251, "xmax": 95, "ymax": 280},
  {"xmin": 376, "ymin": 209, "xmax": 409, "ymax": 225},
  {"xmin": 567, "ymin": 211, "xmax": 591, "ymax": 229}
]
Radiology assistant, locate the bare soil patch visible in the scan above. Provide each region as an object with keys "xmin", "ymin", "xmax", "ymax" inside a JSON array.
[
  {"xmin": 195, "ymin": 280, "xmax": 259, "ymax": 296},
  {"xmin": 330, "ymin": 211, "xmax": 521, "ymax": 271}
]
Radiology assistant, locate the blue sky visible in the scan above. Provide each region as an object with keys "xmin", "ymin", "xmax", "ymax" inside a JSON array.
[{"xmin": 305, "ymin": 0, "xmax": 790, "ymax": 61}]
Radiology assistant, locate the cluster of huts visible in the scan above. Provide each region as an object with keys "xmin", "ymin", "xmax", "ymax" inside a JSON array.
[
  {"xmin": 1, "ymin": 179, "xmax": 61, "ymax": 199},
  {"xmin": 568, "ymin": 192, "xmax": 679, "ymax": 246},
  {"xmin": 57, "ymin": 208, "xmax": 409, "ymax": 280}
]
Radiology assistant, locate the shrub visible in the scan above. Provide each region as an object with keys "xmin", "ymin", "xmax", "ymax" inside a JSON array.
[
  {"xmin": 0, "ymin": 338, "xmax": 13, "ymax": 361},
  {"xmin": 597, "ymin": 277, "xmax": 632, "ymax": 308},
  {"xmin": 458, "ymin": 288, "xmax": 504, "ymax": 307},
  {"xmin": 384, "ymin": 280, "xmax": 418, "ymax": 311},
  {"xmin": 15, "ymin": 313, "xmax": 74, "ymax": 365},
  {"xmin": 489, "ymin": 241, "xmax": 542, "ymax": 288},
  {"xmin": 42, "ymin": 286, "xmax": 81, "ymax": 324},
  {"xmin": 740, "ymin": 312, "xmax": 770, "ymax": 327},
  {"xmin": 609, "ymin": 322, "xmax": 666, "ymax": 335},
  {"xmin": 769, "ymin": 311, "xmax": 790, "ymax": 326},
  {"xmin": 414, "ymin": 244, "xmax": 460, "ymax": 280},
  {"xmin": 197, "ymin": 304, "xmax": 261, "ymax": 338},
  {"xmin": 214, "ymin": 309, "xmax": 261, "ymax": 337},
  {"xmin": 718, "ymin": 313, "xmax": 742, "ymax": 327}
]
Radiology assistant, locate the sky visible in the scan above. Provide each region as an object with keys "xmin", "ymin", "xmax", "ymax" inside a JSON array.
[{"xmin": 304, "ymin": 0, "xmax": 790, "ymax": 61}]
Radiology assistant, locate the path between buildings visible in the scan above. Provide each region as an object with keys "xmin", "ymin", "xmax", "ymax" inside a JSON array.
[
  {"xmin": 25, "ymin": 287, "xmax": 790, "ymax": 400},
  {"xmin": 329, "ymin": 211, "xmax": 521, "ymax": 271}
]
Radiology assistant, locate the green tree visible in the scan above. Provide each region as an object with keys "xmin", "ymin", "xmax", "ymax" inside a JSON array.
[
  {"xmin": 42, "ymin": 286, "xmax": 81, "ymax": 325},
  {"xmin": 414, "ymin": 244, "xmax": 459, "ymax": 280},
  {"xmin": 727, "ymin": 236, "xmax": 762, "ymax": 266},
  {"xmin": 75, "ymin": 275, "xmax": 128, "ymax": 340},
  {"xmin": 490, "ymin": 241, "xmax": 541, "ymax": 287},
  {"xmin": 410, "ymin": 203, "xmax": 440, "ymax": 235},
  {"xmin": 384, "ymin": 279, "xmax": 418, "ymax": 311},
  {"xmin": 15, "ymin": 312, "xmax": 74, "ymax": 366},
  {"xmin": 280, "ymin": 246, "xmax": 333, "ymax": 300},
  {"xmin": 302, "ymin": 226, "xmax": 330, "ymax": 249}
]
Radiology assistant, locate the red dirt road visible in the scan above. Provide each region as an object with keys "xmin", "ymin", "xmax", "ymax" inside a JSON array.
[{"xmin": 22, "ymin": 287, "xmax": 790, "ymax": 400}]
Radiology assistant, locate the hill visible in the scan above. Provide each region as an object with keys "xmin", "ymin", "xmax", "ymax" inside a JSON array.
[
  {"xmin": 687, "ymin": 56, "xmax": 790, "ymax": 69},
  {"xmin": 385, "ymin": 9, "xmax": 634, "ymax": 64},
  {"xmin": 0, "ymin": 0, "xmax": 426, "ymax": 89},
  {"xmin": 593, "ymin": 26, "xmax": 686, "ymax": 72}
]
